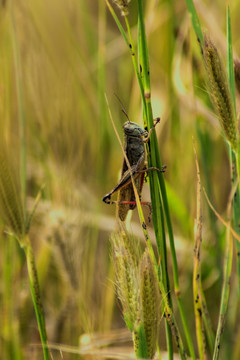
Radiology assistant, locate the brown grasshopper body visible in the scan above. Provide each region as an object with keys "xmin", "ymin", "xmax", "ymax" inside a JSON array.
[{"xmin": 102, "ymin": 119, "xmax": 163, "ymax": 221}]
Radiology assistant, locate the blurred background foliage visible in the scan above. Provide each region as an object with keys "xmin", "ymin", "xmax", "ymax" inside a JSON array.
[{"xmin": 0, "ymin": 0, "xmax": 240, "ymax": 359}]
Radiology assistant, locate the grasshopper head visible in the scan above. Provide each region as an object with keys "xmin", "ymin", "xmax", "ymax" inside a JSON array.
[{"xmin": 123, "ymin": 121, "xmax": 148, "ymax": 138}]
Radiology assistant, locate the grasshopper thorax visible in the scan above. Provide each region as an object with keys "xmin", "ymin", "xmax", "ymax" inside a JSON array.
[{"xmin": 123, "ymin": 121, "xmax": 148, "ymax": 138}]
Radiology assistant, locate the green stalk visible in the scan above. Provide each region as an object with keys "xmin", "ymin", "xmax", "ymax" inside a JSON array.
[
  {"xmin": 227, "ymin": 6, "xmax": 240, "ymax": 296},
  {"xmin": 232, "ymin": 148, "xmax": 240, "ymax": 295},
  {"xmin": 213, "ymin": 9, "xmax": 236, "ymax": 358},
  {"xmin": 3, "ymin": 237, "xmax": 23, "ymax": 360},
  {"xmin": 137, "ymin": 1, "xmax": 196, "ymax": 358},
  {"xmin": 184, "ymin": 0, "xmax": 203, "ymax": 45},
  {"xmin": 23, "ymin": 235, "xmax": 50, "ymax": 360},
  {"xmin": 105, "ymin": 0, "xmax": 128, "ymax": 44}
]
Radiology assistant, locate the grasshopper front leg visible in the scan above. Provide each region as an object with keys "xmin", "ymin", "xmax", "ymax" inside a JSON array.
[{"xmin": 143, "ymin": 117, "xmax": 160, "ymax": 143}]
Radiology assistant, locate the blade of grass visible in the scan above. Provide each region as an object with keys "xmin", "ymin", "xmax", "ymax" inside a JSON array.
[
  {"xmin": 3, "ymin": 236, "xmax": 23, "ymax": 360},
  {"xmin": 25, "ymin": 185, "xmax": 45, "ymax": 233},
  {"xmin": 212, "ymin": 7, "xmax": 237, "ymax": 359},
  {"xmin": 184, "ymin": 0, "xmax": 204, "ymax": 46},
  {"xmin": 227, "ymin": 5, "xmax": 240, "ymax": 296},
  {"xmin": 22, "ymin": 235, "xmax": 50, "ymax": 360},
  {"xmin": 105, "ymin": 0, "xmax": 128, "ymax": 45}
]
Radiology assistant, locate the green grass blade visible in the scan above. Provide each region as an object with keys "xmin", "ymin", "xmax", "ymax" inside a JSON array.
[
  {"xmin": 213, "ymin": 8, "xmax": 237, "ymax": 358},
  {"xmin": 24, "ymin": 235, "xmax": 50, "ymax": 360},
  {"xmin": 184, "ymin": 0, "xmax": 204, "ymax": 45},
  {"xmin": 105, "ymin": 0, "xmax": 129, "ymax": 47},
  {"xmin": 226, "ymin": 6, "xmax": 240, "ymax": 296}
]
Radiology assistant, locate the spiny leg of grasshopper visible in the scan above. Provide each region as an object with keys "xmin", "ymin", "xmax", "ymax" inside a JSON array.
[{"xmin": 143, "ymin": 117, "xmax": 161, "ymax": 143}]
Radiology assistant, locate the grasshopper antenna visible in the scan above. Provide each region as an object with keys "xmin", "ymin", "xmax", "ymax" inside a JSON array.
[{"xmin": 114, "ymin": 93, "xmax": 130, "ymax": 123}]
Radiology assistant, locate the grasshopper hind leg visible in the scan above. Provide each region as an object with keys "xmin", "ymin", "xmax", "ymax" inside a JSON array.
[
  {"xmin": 117, "ymin": 186, "xmax": 133, "ymax": 221},
  {"xmin": 117, "ymin": 177, "xmax": 142, "ymax": 221}
]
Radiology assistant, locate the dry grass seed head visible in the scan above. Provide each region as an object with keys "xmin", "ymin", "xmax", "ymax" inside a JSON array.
[
  {"xmin": 203, "ymin": 34, "xmax": 238, "ymax": 150},
  {"xmin": 140, "ymin": 249, "xmax": 160, "ymax": 359},
  {"xmin": 112, "ymin": 0, "xmax": 131, "ymax": 16},
  {"xmin": 111, "ymin": 231, "xmax": 140, "ymax": 331}
]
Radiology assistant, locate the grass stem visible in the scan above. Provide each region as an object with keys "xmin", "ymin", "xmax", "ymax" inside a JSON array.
[{"xmin": 23, "ymin": 235, "xmax": 50, "ymax": 360}]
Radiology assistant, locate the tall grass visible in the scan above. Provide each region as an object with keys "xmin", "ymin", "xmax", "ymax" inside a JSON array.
[{"xmin": 0, "ymin": 0, "xmax": 240, "ymax": 359}]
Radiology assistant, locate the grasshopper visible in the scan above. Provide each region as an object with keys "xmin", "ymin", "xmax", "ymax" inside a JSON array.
[{"xmin": 102, "ymin": 118, "xmax": 165, "ymax": 221}]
